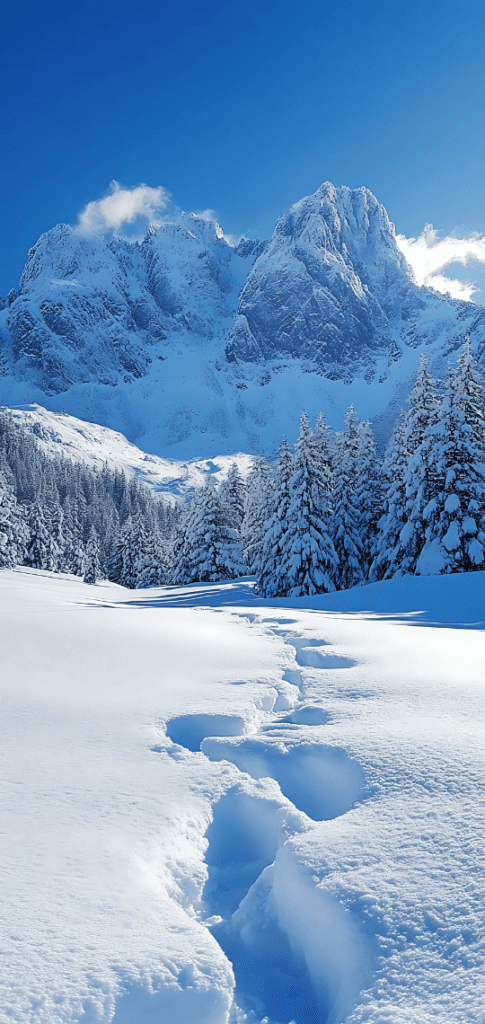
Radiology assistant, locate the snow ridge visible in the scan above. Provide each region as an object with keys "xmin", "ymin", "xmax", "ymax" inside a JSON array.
[{"xmin": 2, "ymin": 183, "xmax": 485, "ymax": 458}]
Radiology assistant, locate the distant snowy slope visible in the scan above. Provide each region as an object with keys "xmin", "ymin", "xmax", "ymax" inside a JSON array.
[{"xmin": 2, "ymin": 404, "xmax": 255, "ymax": 498}]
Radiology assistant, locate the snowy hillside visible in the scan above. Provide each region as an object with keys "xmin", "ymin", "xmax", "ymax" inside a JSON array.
[
  {"xmin": 2, "ymin": 566, "xmax": 485, "ymax": 1024},
  {"xmin": 2, "ymin": 403, "xmax": 255, "ymax": 499},
  {"xmin": 1, "ymin": 184, "xmax": 485, "ymax": 458}
]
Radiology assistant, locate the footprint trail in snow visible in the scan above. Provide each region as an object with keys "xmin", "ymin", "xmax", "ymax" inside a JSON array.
[{"xmin": 160, "ymin": 617, "xmax": 367, "ymax": 1024}]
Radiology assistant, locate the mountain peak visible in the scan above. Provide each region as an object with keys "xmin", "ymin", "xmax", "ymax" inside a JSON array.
[
  {"xmin": 0, "ymin": 181, "xmax": 482, "ymax": 458},
  {"xmin": 225, "ymin": 181, "xmax": 417, "ymax": 372}
]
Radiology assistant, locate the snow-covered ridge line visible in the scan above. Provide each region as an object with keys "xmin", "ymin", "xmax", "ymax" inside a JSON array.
[
  {"xmin": 2, "ymin": 403, "xmax": 255, "ymax": 499},
  {"xmin": 1, "ymin": 181, "xmax": 484, "ymax": 459}
]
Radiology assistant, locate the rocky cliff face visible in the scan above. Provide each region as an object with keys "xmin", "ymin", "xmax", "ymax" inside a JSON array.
[
  {"xmin": 225, "ymin": 182, "xmax": 481, "ymax": 378},
  {"xmin": 0, "ymin": 214, "xmax": 247, "ymax": 394}
]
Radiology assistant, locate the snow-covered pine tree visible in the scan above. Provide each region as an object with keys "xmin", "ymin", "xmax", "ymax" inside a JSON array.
[
  {"xmin": 135, "ymin": 507, "xmax": 168, "ymax": 587},
  {"xmin": 157, "ymin": 541, "xmax": 172, "ymax": 587},
  {"xmin": 104, "ymin": 510, "xmax": 124, "ymax": 584},
  {"xmin": 370, "ymin": 412, "xmax": 409, "ymax": 581},
  {"xmin": 119, "ymin": 515, "xmax": 139, "ymax": 589},
  {"xmin": 412, "ymin": 355, "xmax": 485, "ymax": 574},
  {"xmin": 170, "ymin": 500, "xmax": 192, "ymax": 585},
  {"xmin": 219, "ymin": 462, "xmax": 246, "ymax": 532},
  {"xmin": 389, "ymin": 357, "xmax": 441, "ymax": 575},
  {"xmin": 0, "ymin": 469, "xmax": 27, "ymax": 568},
  {"xmin": 355, "ymin": 420, "xmax": 383, "ymax": 577},
  {"xmin": 64, "ymin": 493, "xmax": 88, "ymax": 576},
  {"xmin": 0, "ymin": 412, "xmax": 170, "ymax": 581},
  {"xmin": 241, "ymin": 457, "xmax": 274, "ymax": 574},
  {"xmin": 48, "ymin": 501, "xmax": 66, "ymax": 572},
  {"xmin": 26, "ymin": 502, "xmax": 58, "ymax": 570},
  {"xmin": 404, "ymin": 356, "xmax": 441, "ymax": 455},
  {"xmin": 332, "ymin": 406, "xmax": 364, "ymax": 589},
  {"xmin": 182, "ymin": 476, "xmax": 246, "ymax": 583},
  {"xmin": 313, "ymin": 410, "xmax": 335, "ymax": 498},
  {"xmin": 281, "ymin": 412, "xmax": 337, "ymax": 596},
  {"xmin": 83, "ymin": 526, "xmax": 101, "ymax": 584},
  {"xmin": 258, "ymin": 437, "xmax": 293, "ymax": 597},
  {"xmin": 455, "ymin": 337, "xmax": 485, "ymax": 457}
]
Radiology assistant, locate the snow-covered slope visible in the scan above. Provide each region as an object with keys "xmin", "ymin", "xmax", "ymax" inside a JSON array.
[
  {"xmin": 1, "ymin": 184, "xmax": 485, "ymax": 458},
  {"xmin": 2, "ymin": 567, "xmax": 485, "ymax": 1023},
  {"xmin": 2, "ymin": 404, "xmax": 255, "ymax": 499}
]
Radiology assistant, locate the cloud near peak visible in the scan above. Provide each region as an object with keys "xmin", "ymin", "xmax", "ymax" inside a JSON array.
[
  {"xmin": 396, "ymin": 224, "xmax": 485, "ymax": 301},
  {"xmin": 76, "ymin": 181, "xmax": 170, "ymax": 239}
]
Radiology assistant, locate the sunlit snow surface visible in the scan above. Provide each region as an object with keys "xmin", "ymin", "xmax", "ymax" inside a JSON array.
[{"xmin": 1, "ymin": 568, "xmax": 485, "ymax": 1023}]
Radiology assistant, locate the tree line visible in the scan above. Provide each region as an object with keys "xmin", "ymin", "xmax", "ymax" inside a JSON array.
[
  {"xmin": 1, "ymin": 339, "xmax": 484, "ymax": 594},
  {"xmin": 0, "ymin": 414, "xmax": 177, "ymax": 586}
]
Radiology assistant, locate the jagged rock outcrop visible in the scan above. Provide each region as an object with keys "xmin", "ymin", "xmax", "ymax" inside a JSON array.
[
  {"xmin": 225, "ymin": 182, "xmax": 481, "ymax": 378},
  {"xmin": 0, "ymin": 215, "xmax": 246, "ymax": 394},
  {"xmin": 1, "ymin": 182, "xmax": 485, "ymax": 458}
]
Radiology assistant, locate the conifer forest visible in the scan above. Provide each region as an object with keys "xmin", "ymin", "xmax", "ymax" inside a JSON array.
[{"xmin": 2, "ymin": 341, "xmax": 484, "ymax": 596}]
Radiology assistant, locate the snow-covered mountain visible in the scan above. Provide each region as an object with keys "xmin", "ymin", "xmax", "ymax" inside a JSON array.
[
  {"xmin": 0, "ymin": 215, "xmax": 248, "ymax": 393},
  {"xmin": 3, "ymin": 403, "xmax": 255, "ymax": 499},
  {"xmin": 226, "ymin": 182, "xmax": 478, "ymax": 374},
  {"xmin": 1, "ymin": 183, "xmax": 484, "ymax": 458}
]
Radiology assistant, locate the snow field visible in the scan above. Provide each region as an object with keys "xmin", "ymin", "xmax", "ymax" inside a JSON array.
[
  {"xmin": 0, "ymin": 570, "xmax": 282, "ymax": 1023},
  {"xmin": 1, "ymin": 569, "xmax": 485, "ymax": 1023}
]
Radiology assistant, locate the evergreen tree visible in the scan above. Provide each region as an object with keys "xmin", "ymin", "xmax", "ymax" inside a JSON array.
[
  {"xmin": 26, "ymin": 503, "xmax": 57, "ymax": 570},
  {"xmin": 63, "ymin": 500, "xmax": 86, "ymax": 576},
  {"xmin": 313, "ymin": 411, "xmax": 335, "ymax": 499},
  {"xmin": 83, "ymin": 526, "xmax": 101, "ymax": 584},
  {"xmin": 104, "ymin": 510, "xmax": 124, "ymax": 584},
  {"xmin": 241, "ymin": 457, "xmax": 274, "ymax": 573},
  {"xmin": 219, "ymin": 462, "xmax": 246, "ymax": 532},
  {"xmin": 170, "ymin": 500, "xmax": 192, "ymax": 585},
  {"xmin": 281, "ymin": 412, "xmax": 337, "ymax": 596},
  {"xmin": 370, "ymin": 412, "xmax": 409, "ymax": 581},
  {"xmin": 355, "ymin": 420, "xmax": 383, "ymax": 577},
  {"xmin": 48, "ymin": 501, "xmax": 66, "ymax": 572},
  {"xmin": 332, "ymin": 406, "xmax": 364, "ymax": 589},
  {"xmin": 412, "ymin": 357, "xmax": 485, "ymax": 574},
  {"xmin": 258, "ymin": 438, "xmax": 293, "ymax": 597},
  {"xmin": 136, "ymin": 534, "xmax": 171, "ymax": 587},
  {"xmin": 131, "ymin": 510, "xmax": 164, "ymax": 587},
  {"xmin": 0, "ymin": 470, "xmax": 26, "ymax": 568},
  {"xmin": 455, "ymin": 337, "xmax": 485, "ymax": 456},
  {"xmin": 119, "ymin": 515, "xmax": 139, "ymax": 588},
  {"xmin": 404, "ymin": 356, "xmax": 441, "ymax": 454},
  {"xmin": 181, "ymin": 477, "xmax": 246, "ymax": 583},
  {"xmin": 390, "ymin": 358, "xmax": 441, "ymax": 575}
]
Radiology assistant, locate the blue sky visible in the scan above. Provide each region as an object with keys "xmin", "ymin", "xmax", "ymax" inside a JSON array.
[{"xmin": 2, "ymin": 0, "xmax": 485, "ymax": 296}]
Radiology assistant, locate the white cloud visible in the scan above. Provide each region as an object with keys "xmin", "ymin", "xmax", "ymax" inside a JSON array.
[
  {"xmin": 76, "ymin": 181, "xmax": 170, "ymax": 239},
  {"xmin": 195, "ymin": 208, "xmax": 217, "ymax": 222},
  {"xmin": 396, "ymin": 224, "xmax": 485, "ymax": 301}
]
